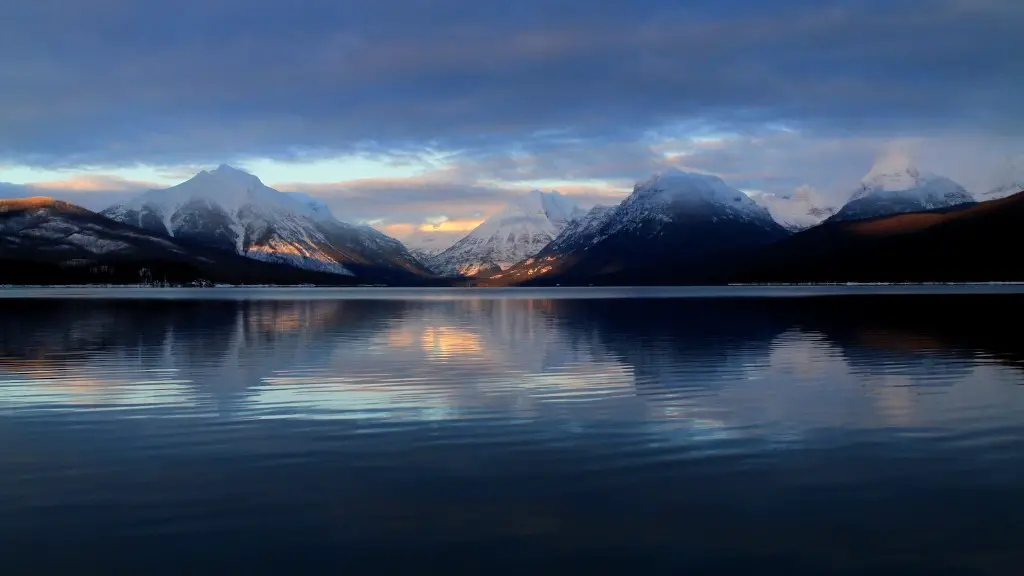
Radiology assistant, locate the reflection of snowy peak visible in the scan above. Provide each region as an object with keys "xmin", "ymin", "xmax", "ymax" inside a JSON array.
[
  {"xmin": 427, "ymin": 190, "xmax": 585, "ymax": 277},
  {"xmin": 103, "ymin": 165, "xmax": 425, "ymax": 277},
  {"xmin": 832, "ymin": 156, "xmax": 974, "ymax": 222},
  {"xmin": 751, "ymin": 186, "xmax": 837, "ymax": 231}
]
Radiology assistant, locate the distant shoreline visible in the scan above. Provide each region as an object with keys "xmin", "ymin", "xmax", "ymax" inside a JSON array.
[{"xmin": 2, "ymin": 281, "xmax": 1024, "ymax": 289}]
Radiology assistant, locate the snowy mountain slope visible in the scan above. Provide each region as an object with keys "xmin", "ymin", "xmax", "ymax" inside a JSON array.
[
  {"xmin": 830, "ymin": 156, "xmax": 974, "ymax": 222},
  {"xmin": 982, "ymin": 182, "xmax": 1024, "ymax": 200},
  {"xmin": 546, "ymin": 205, "xmax": 616, "ymax": 253},
  {"xmin": 426, "ymin": 190, "xmax": 586, "ymax": 277},
  {"xmin": 604, "ymin": 169, "xmax": 777, "ymax": 235},
  {"xmin": 493, "ymin": 170, "xmax": 790, "ymax": 285},
  {"xmin": 0, "ymin": 197, "xmax": 360, "ymax": 285},
  {"xmin": 102, "ymin": 165, "xmax": 427, "ymax": 277},
  {"xmin": 0, "ymin": 197, "xmax": 180, "ymax": 257},
  {"xmin": 749, "ymin": 186, "xmax": 837, "ymax": 231},
  {"xmin": 492, "ymin": 204, "xmax": 615, "ymax": 282},
  {"xmin": 980, "ymin": 157, "xmax": 1024, "ymax": 200}
]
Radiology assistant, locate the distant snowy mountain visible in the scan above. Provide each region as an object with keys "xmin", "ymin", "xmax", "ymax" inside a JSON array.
[
  {"xmin": 982, "ymin": 182, "xmax": 1024, "ymax": 200},
  {"xmin": 830, "ymin": 156, "xmax": 974, "ymax": 222},
  {"xmin": 102, "ymin": 165, "xmax": 426, "ymax": 277},
  {"xmin": 427, "ymin": 190, "xmax": 586, "ymax": 277},
  {"xmin": 495, "ymin": 170, "xmax": 789, "ymax": 284},
  {"xmin": 750, "ymin": 186, "xmax": 837, "ymax": 231},
  {"xmin": 979, "ymin": 157, "xmax": 1024, "ymax": 200},
  {"xmin": 492, "ymin": 204, "xmax": 615, "ymax": 282}
]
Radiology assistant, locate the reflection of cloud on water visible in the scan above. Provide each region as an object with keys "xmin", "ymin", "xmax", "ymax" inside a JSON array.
[
  {"xmin": 419, "ymin": 327, "xmax": 485, "ymax": 358},
  {"xmin": 0, "ymin": 366, "xmax": 197, "ymax": 409}
]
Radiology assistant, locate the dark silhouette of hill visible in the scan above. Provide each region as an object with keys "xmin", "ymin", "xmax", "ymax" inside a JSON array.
[{"xmin": 723, "ymin": 190, "xmax": 1024, "ymax": 284}]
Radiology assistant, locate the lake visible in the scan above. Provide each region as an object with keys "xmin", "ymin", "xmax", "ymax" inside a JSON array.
[{"xmin": 2, "ymin": 287, "xmax": 1024, "ymax": 574}]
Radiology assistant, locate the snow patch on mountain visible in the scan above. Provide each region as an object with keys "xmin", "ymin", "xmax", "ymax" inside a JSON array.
[
  {"xmin": 427, "ymin": 190, "xmax": 586, "ymax": 277},
  {"xmin": 750, "ymin": 185, "xmax": 838, "ymax": 231},
  {"xmin": 832, "ymin": 155, "xmax": 974, "ymax": 222}
]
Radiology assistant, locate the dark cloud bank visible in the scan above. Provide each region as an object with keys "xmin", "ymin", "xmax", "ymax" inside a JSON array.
[{"xmin": 2, "ymin": 0, "xmax": 1021, "ymax": 169}]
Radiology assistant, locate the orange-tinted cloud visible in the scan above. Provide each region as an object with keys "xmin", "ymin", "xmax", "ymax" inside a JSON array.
[
  {"xmin": 380, "ymin": 222, "xmax": 417, "ymax": 236},
  {"xmin": 27, "ymin": 175, "xmax": 157, "ymax": 192},
  {"xmin": 419, "ymin": 219, "xmax": 482, "ymax": 233}
]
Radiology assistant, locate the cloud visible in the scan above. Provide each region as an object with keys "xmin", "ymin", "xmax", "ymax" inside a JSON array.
[
  {"xmin": 279, "ymin": 176, "xmax": 514, "ymax": 225},
  {"xmin": 1, "ymin": 0, "xmax": 1021, "ymax": 168},
  {"xmin": 27, "ymin": 175, "xmax": 157, "ymax": 192},
  {"xmin": 418, "ymin": 219, "xmax": 483, "ymax": 233},
  {"xmin": 667, "ymin": 131, "xmax": 1024, "ymax": 204}
]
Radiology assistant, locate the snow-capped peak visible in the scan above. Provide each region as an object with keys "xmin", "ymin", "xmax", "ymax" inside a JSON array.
[
  {"xmin": 101, "ymin": 166, "xmax": 426, "ymax": 278},
  {"xmin": 211, "ymin": 163, "xmax": 262, "ymax": 183},
  {"xmin": 832, "ymin": 156, "xmax": 975, "ymax": 222},
  {"xmin": 108, "ymin": 163, "xmax": 324, "ymax": 226},
  {"xmin": 614, "ymin": 169, "xmax": 775, "ymax": 229},
  {"xmin": 426, "ymin": 190, "xmax": 586, "ymax": 277},
  {"xmin": 858, "ymin": 153, "xmax": 921, "ymax": 193},
  {"xmin": 633, "ymin": 169, "xmax": 764, "ymax": 211}
]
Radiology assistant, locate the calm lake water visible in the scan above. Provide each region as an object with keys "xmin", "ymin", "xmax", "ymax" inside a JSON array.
[{"xmin": 2, "ymin": 287, "xmax": 1024, "ymax": 574}]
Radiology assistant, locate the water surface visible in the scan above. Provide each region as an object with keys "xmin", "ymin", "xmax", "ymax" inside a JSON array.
[{"xmin": 2, "ymin": 289, "xmax": 1024, "ymax": 574}]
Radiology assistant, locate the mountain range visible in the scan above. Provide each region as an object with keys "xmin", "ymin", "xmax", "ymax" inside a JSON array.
[
  {"xmin": 493, "ymin": 170, "xmax": 789, "ymax": 284},
  {"xmin": 1, "ymin": 159, "xmax": 1021, "ymax": 286},
  {"xmin": 0, "ymin": 197, "xmax": 382, "ymax": 285}
]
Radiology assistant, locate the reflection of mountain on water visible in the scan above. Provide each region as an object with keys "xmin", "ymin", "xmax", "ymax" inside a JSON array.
[
  {"xmin": 780, "ymin": 295, "xmax": 1024, "ymax": 381},
  {"xmin": 543, "ymin": 296, "xmax": 1024, "ymax": 434},
  {"xmin": 0, "ymin": 299, "xmax": 411, "ymax": 413},
  {"xmin": 2, "ymin": 293, "xmax": 1024, "ymax": 428},
  {"xmin": 545, "ymin": 299, "xmax": 791, "ymax": 398}
]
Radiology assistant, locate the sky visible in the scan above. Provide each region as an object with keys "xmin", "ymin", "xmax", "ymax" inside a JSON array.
[{"xmin": 2, "ymin": 0, "xmax": 1023, "ymax": 246}]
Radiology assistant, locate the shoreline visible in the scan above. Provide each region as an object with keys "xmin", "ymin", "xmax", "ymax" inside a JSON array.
[{"xmin": 2, "ymin": 281, "xmax": 1024, "ymax": 289}]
